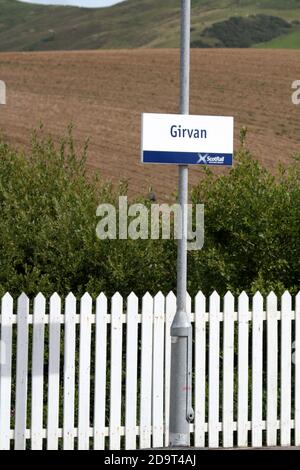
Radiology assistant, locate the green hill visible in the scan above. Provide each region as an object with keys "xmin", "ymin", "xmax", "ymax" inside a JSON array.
[{"xmin": 1, "ymin": 0, "xmax": 300, "ymax": 51}]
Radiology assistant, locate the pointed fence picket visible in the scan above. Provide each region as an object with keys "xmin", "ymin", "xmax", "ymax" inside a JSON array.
[
  {"xmin": 63, "ymin": 293, "xmax": 76, "ymax": 450},
  {"xmin": 237, "ymin": 292, "xmax": 249, "ymax": 447},
  {"xmin": 152, "ymin": 292, "xmax": 165, "ymax": 448},
  {"xmin": 222, "ymin": 292, "xmax": 234, "ymax": 448},
  {"xmin": 14, "ymin": 294, "xmax": 29, "ymax": 450},
  {"xmin": 208, "ymin": 292, "xmax": 220, "ymax": 448},
  {"xmin": 78, "ymin": 293, "xmax": 92, "ymax": 450},
  {"xmin": 93, "ymin": 293, "xmax": 107, "ymax": 450},
  {"xmin": 125, "ymin": 293, "xmax": 139, "ymax": 450},
  {"xmin": 251, "ymin": 292, "xmax": 263, "ymax": 447},
  {"xmin": 0, "ymin": 290, "xmax": 299, "ymax": 450},
  {"xmin": 194, "ymin": 292, "xmax": 206, "ymax": 448},
  {"xmin": 266, "ymin": 292, "xmax": 278, "ymax": 447},
  {"xmin": 47, "ymin": 294, "xmax": 61, "ymax": 450},
  {"xmin": 31, "ymin": 294, "xmax": 46, "ymax": 450},
  {"xmin": 139, "ymin": 293, "xmax": 153, "ymax": 449},
  {"xmin": 109, "ymin": 293, "xmax": 123, "ymax": 450},
  {"xmin": 295, "ymin": 293, "xmax": 300, "ymax": 446},
  {"xmin": 0, "ymin": 294, "xmax": 13, "ymax": 450},
  {"xmin": 164, "ymin": 292, "xmax": 176, "ymax": 447},
  {"xmin": 280, "ymin": 292, "xmax": 292, "ymax": 446}
]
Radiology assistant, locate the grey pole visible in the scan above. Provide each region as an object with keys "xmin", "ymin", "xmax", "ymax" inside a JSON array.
[{"xmin": 169, "ymin": 0, "xmax": 194, "ymax": 447}]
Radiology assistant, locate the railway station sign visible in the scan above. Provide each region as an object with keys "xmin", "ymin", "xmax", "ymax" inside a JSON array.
[{"xmin": 141, "ymin": 113, "xmax": 234, "ymax": 166}]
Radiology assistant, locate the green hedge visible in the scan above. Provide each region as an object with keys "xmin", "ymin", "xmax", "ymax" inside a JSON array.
[
  {"xmin": 1, "ymin": 127, "xmax": 300, "ymax": 298},
  {"xmin": 201, "ymin": 15, "xmax": 291, "ymax": 48},
  {"xmin": 0, "ymin": 127, "xmax": 176, "ymax": 298}
]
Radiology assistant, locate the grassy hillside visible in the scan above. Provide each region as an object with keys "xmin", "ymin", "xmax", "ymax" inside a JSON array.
[{"xmin": 0, "ymin": 0, "xmax": 300, "ymax": 51}]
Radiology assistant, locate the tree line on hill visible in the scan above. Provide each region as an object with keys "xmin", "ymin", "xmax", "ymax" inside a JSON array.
[{"xmin": 192, "ymin": 15, "xmax": 296, "ymax": 48}]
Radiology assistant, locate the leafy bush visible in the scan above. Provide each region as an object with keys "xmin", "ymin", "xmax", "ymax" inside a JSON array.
[
  {"xmin": 189, "ymin": 129, "xmax": 300, "ymax": 296},
  {"xmin": 0, "ymin": 128, "xmax": 175, "ymax": 298},
  {"xmin": 1, "ymin": 127, "xmax": 300, "ymax": 299}
]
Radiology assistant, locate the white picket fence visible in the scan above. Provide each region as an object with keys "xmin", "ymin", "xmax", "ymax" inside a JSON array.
[{"xmin": 0, "ymin": 290, "xmax": 300, "ymax": 450}]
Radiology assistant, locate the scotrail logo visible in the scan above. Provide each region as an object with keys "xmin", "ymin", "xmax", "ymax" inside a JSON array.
[
  {"xmin": 197, "ymin": 153, "xmax": 209, "ymax": 163},
  {"xmin": 197, "ymin": 153, "xmax": 225, "ymax": 164}
]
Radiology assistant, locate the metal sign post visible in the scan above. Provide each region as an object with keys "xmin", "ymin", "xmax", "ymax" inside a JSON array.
[
  {"xmin": 140, "ymin": 0, "xmax": 233, "ymax": 448},
  {"xmin": 169, "ymin": 0, "xmax": 194, "ymax": 447}
]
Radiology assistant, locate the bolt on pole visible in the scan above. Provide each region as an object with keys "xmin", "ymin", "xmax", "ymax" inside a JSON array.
[{"xmin": 169, "ymin": 0, "xmax": 194, "ymax": 447}]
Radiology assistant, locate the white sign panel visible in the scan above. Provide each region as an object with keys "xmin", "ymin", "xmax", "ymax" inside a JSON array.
[{"xmin": 141, "ymin": 113, "xmax": 234, "ymax": 165}]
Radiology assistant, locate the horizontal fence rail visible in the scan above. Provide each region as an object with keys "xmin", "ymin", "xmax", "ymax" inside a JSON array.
[{"xmin": 0, "ymin": 290, "xmax": 300, "ymax": 450}]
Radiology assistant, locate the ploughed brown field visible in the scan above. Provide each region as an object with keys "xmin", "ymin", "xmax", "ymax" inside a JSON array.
[{"xmin": 0, "ymin": 49, "xmax": 299, "ymax": 198}]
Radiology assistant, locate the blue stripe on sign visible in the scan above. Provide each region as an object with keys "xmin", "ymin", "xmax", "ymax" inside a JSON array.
[{"xmin": 143, "ymin": 151, "xmax": 233, "ymax": 166}]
